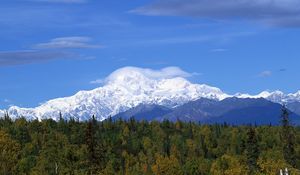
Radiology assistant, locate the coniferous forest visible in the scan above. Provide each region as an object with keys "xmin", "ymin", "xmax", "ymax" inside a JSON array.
[{"xmin": 1, "ymin": 109, "xmax": 300, "ymax": 175}]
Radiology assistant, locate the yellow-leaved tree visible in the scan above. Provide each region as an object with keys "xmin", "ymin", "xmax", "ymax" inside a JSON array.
[
  {"xmin": 0, "ymin": 130, "xmax": 21, "ymax": 175},
  {"xmin": 152, "ymin": 154, "xmax": 183, "ymax": 175},
  {"xmin": 210, "ymin": 154, "xmax": 248, "ymax": 175}
]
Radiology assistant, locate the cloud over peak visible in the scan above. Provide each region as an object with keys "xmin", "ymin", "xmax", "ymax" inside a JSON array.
[
  {"xmin": 91, "ymin": 66, "xmax": 199, "ymax": 85},
  {"xmin": 132, "ymin": 0, "xmax": 300, "ymax": 27},
  {"xmin": 109, "ymin": 66, "xmax": 193, "ymax": 80}
]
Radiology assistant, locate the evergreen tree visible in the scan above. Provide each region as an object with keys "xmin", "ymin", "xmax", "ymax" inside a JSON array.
[
  {"xmin": 85, "ymin": 120, "xmax": 97, "ymax": 174},
  {"xmin": 85, "ymin": 116, "xmax": 105, "ymax": 174},
  {"xmin": 245, "ymin": 126, "xmax": 259, "ymax": 173},
  {"xmin": 1, "ymin": 112, "xmax": 300, "ymax": 174},
  {"xmin": 281, "ymin": 106, "xmax": 296, "ymax": 167}
]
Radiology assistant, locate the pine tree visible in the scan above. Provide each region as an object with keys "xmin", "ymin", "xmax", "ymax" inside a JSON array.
[
  {"xmin": 281, "ymin": 105, "xmax": 296, "ymax": 167},
  {"xmin": 85, "ymin": 116, "xmax": 105, "ymax": 174},
  {"xmin": 85, "ymin": 120, "xmax": 97, "ymax": 174},
  {"xmin": 14, "ymin": 117, "xmax": 30, "ymax": 147},
  {"xmin": 245, "ymin": 126, "xmax": 259, "ymax": 173}
]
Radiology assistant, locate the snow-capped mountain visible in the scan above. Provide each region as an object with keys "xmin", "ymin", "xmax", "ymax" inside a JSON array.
[
  {"xmin": 2, "ymin": 66, "xmax": 300, "ymax": 121},
  {"xmin": 4, "ymin": 67, "xmax": 229, "ymax": 121},
  {"xmin": 236, "ymin": 90, "xmax": 300, "ymax": 104}
]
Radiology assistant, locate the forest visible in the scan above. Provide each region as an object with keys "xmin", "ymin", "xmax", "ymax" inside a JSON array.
[{"xmin": 1, "ymin": 108, "xmax": 300, "ymax": 175}]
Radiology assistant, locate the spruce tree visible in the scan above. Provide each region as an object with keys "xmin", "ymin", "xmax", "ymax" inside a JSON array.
[
  {"xmin": 281, "ymin": 105, "xmax": 296, "ymax": 167},
  {"xmin": 85, "ymin": 120, "xmax": 97, "ymax": 174},
  {"xmin": 245, "ymin": 126, "xmax": 259, "ymax": 173},
  {"xmin": 85, "ymin": 116, "xmax": 105, "ymax": 174}
]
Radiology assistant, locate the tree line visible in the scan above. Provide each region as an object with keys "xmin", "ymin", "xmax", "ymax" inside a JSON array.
[{"xmin": 0, "ymin": 107, "xmax": 300, "ymax": 174}]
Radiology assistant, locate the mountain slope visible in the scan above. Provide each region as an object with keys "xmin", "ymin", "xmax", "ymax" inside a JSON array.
[
  {"xmin": 287, "ymin": 101, "xmax": 300, "ymax": 116},
  {"xmin": 211, "ymin": 100, "xmax": 300, "ymax": 125},
  {"xmin": 160, "ymin": 98, "xmax": 300, "ymax": 125},
  {"xmin": 113, "ymin": 104, "xmax": 172, "ymax": 121},
  {"xmin": 158, "ymin": 98, "xmax": 218, "ymax": 122}
]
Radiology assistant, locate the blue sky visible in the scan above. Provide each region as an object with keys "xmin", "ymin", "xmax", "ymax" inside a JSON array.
[{"xmin": 1, "ymin": 0, "xmax": 300, "ymax": 108}]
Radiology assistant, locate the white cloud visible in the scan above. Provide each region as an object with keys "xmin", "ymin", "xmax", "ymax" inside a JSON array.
[
  {"xmin": 34, "ymin": 37, "xmax": 103, "ymax": 49},
  {"xmin": 90, "ymin": 79, "xmax": 105, "ymax": 85},
  {"xmin": 132, "ymin": 0, "xmax": 300, "ymax": 27},
  {"xmin": 259, "ymin": 70, "xmax": 272, "ymax": 77},
  {"xmin": 210, "ymin": 48, "xmax": 228, "ymax": 52},
  {"xmin": 91, "ymin": 66, "xmax": 200, "ymax": 85},
  {"xmin": 109, "ymin": 66, "xmax": 194, "ymax": 80},
  {"xmin": 3, "ymin": 99, "xmax": 11, "ymax": 103},
  {"xmin": 32, "ymin": 0, "xmax": 87, "ymax": 3},
  {"xmin": 135, "ymin": 32, "xmax": 254, "ymax": 45}
]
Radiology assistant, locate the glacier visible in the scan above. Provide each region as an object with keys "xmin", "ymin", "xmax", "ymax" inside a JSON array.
[{"xmin": 1, "ymin": 66, "xmax": 300, "ymax": 121}]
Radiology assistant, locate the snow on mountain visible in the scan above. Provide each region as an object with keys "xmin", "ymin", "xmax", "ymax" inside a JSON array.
[
  {"xmin": 235, "ymin": 90, "xmax": 300, "ymax": 104},
  {"xmin": 4, "ymin": 67, "xmax": 229, "ymax": 121},
  {"xmin": 2, "ymin": 66, "xmax": 300, "ymax": 121},
  {"xmin": 235, "ymin": 91, "xmax": 284, "ymax": 102},
  {"xmin": 286, "ymin": 91, "xmax": 300, "ymax": 102}
]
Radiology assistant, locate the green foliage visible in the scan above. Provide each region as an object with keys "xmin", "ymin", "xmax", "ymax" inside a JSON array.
[
  {"xmin": 281, "ymin": 106, "xmax": 297, "ymax": 167},
  {"xmin": 0, "ymin": 115, "xmax": 300, "ymax": 174},
  {"xmin": 210, "ymin": 154, "xmax": 248, "ymax": 175},
  {"xmin": 245, "ymin": 126, "xmax": 259, "ymax": 173},
  {"xmin": 0, "ymin": 130, "xmax": 21, "ymax": 175}
]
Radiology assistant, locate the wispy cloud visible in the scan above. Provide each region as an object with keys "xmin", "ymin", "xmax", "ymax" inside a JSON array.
[
  {"xmin": 144, "ymin": 35, "xmax": 213, "ymax": 45},
  {"xmin": 0, "ymin": 36, "xmax": 101, "ymax": 66},
  {"xmin": 31, "ymin": 0, "xmax": 87, "ymax": 3},
  {"xmin": 34, "ymin": 37, "xmax": 103, "ymax": 49},
  {"xmin": 210, "ymin": 48, "xmax": 228, "ymax": 52},
  {"xmin": 90, "ymin": 79, "xmax": 105, "ymax": 85},
  {"xmin": 132, "ymin": 0, "xmax": 300, "ymax": 27},
  {"xmin": 0, "ymin": 5, "xmax": 129, "ymax": 32},
  {"xmin": 259, "ymin": 70, "xmax": 272, "ymax": 77},
  {"xmin": 135, "ymin": 32, "xmax": 254, "ymax": 45},
  {"xmin": 0, "ymin": 50, "xmax": 74, "ymax": 66},
  {"xmin": 3, "ymin": 99, "xmax": 11, "ymax": 103}
]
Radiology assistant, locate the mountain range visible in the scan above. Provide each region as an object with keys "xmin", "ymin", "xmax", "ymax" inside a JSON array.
[
  {"xmin": 113, "ymin": 97, "xmax": 300, "ymax": 125},
  {"xmin": 1, "ymin": 67, "xmax": 300, "ymax": 124}
]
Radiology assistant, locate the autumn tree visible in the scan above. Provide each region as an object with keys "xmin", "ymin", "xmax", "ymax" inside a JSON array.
[
  {"xmin": 210, "ymin": 154, "xmax": 248, "ymax": 175},
  {"xmin": 152, "ymin": 154, "xmax": 183, "ymax": 175},
  {"xmin": 0, "ymin": 130, "xmax": 21, "ymax": 175}
]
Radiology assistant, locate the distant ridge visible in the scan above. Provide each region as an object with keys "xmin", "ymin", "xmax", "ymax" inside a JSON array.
[{"xmin": 113, "ymin": 97, "xmax": 300, "ymax": 125}]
